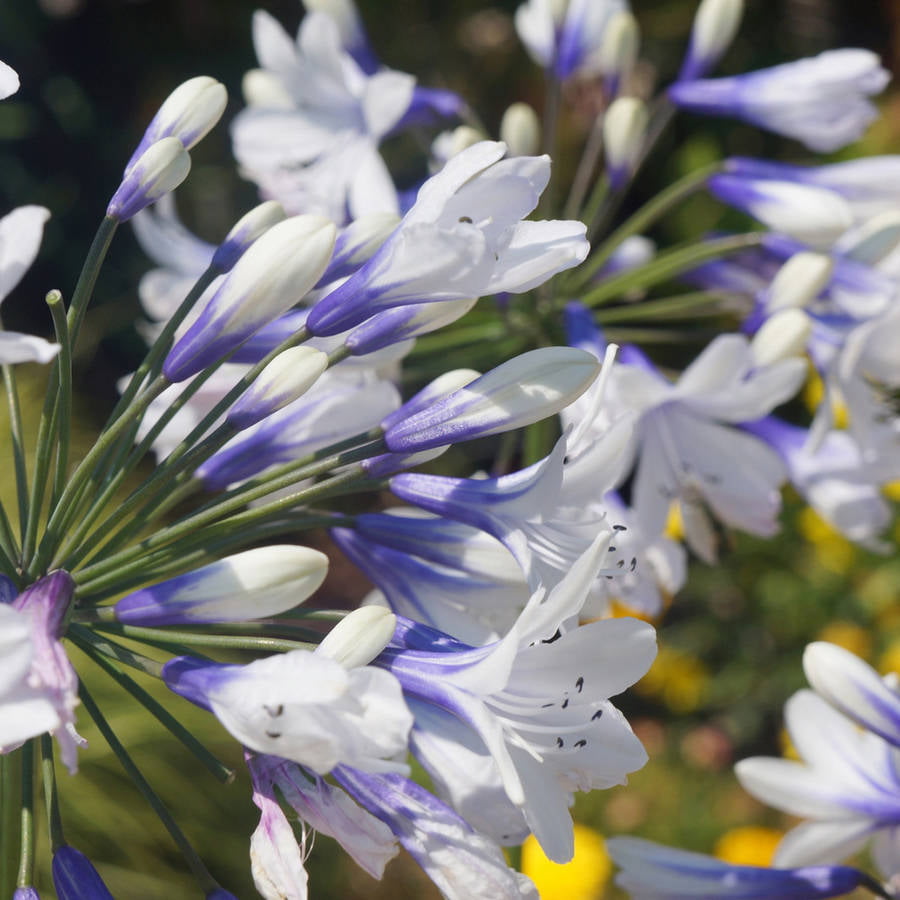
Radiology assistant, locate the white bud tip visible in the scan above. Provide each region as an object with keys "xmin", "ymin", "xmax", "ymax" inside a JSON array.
[{"xmin": 317, "ymin": 607, "xmax": 398, "ymax": 668}]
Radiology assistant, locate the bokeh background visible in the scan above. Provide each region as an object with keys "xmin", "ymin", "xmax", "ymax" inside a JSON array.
[{"xmin": 1, "ymin": 0, "xmax": 900, "ymax": 896}]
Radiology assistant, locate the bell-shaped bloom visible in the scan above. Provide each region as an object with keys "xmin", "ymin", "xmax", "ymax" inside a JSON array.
[
  {"xmin": 0, "ymin": 205, "xmax": 59, "ymax": 365},
  {"xmin": 669, "ymin": 49, "xmax": 890, "ymax": 153},
  {"xmin": 1, "ymin": 572, "xmax": 84, "ymax": 774},
  {"xmin": 607, "ymin": 837, "xmax": 872, "ymax": 899},
  {"xmin": 374, "ymin": 538, "xmax": 657, "ymax": 862},
  {"xmin": 107, "ymin": 136, "xmax": 191, "ymax": 222},
  {"xmin": 678, "ymin": 0, "xmax": 744, "ymax": 82},
  {"xmin": 305, "ymin": 141, "xmax": 589, "ymax": 336},
  {"xmin": 514, "ymin": 0, "xmax": 627, "ymax": 81},
  {"xmin": 596, "ymin": 334, "xmax": 806, "ymax": 559},
  {"xmin": 382, "ymin": 347, "xmax": 601, "ymax": 454},
  {"xmin": 803, "ymin": 642, "xmax": 900, "ymax": 751},
  {"xmin": 163, "ymin": 215, "xmax": 336, "ymax": 381},
  {"xmin": 743, "ymin": 417, "xmax": 892, "ymax": 549},
  {"xmin": 736, "ymin": 687, "xmax": 900, "ymax": 867},
  {"xmin": 114, "ymin": 545, "xmax": 329, "ymax": 626},
  {"xmin": 124, "ymin": 76, "xmax": 227, "ymax": 172},
  {"xmin": 163, "ymin": 647, "xmax": 412, "ymax": 775},
  {"xmin": 52, "ymin": 846, "xmax": 114, "ymax": 900},
  {"xmin": 707, "ymin": 174, "xmax": 853, "ymax": 247}
]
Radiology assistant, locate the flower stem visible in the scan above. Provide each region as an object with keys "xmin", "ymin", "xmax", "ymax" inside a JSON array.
[
  {"xmin": 39, "ymin": 734, "xmax": 65, "ymax": 851},
  {"xmin": 0, "ymin": 750, "xmax": 21, "ymax": 897},
  {"xmin": 2, "ymin": 360, "xmax": 29, "ymax": 540},
  {"xmin": 73, "ymin": 635, "xmax": 234, "ymax": 783},
  {"xmin": 17, "ymin": 740, "xmax": 35, "ymax": 890},
  {"xmin": 94, "ymin": 622, "xmax": 316, "ymax": 654},
  {"xmin": 594, "ymin": 290, "xmax": 736, "ymax": 323},
  {"xmin": 69, "ymin": 624, "xmax": 165, "ymax": 678},
  {"xmin": 66, "ymin": 216, "xmax": 118, "ymax": 345},
  {"xmin": 78, "ymin": 681, "xmax": 225, "ymax": 895}
]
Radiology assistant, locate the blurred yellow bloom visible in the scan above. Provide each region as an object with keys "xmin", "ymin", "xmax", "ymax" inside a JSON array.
[
  {"xmin": 521, "ymin": 824, "xmax": 612, "ymax": 900},
  {"xmin": 815, "ymin": 621, "xmax": 871, "ymax": 660},
  {"xmin": 883, "ymin": 480, "xmax": 900, "ymax": 501},
  {"xmin": 803, "ymin": 371, "xmax": 847, "ymax": 428},
  {"xmin": 635, "ymin": 646, "xmax": 709, "ymax": 713},
  {"xmin": 664, "ymin": 501, "xmax": 684, "ymax": 541},
  {"xmin": 714, "ymin": 825, "xmax": 784, "ymax": 866},
  {"xmin": 797, "ymin": 507, "xmax": 855, "ymax": 574},
  {"xmin": 879, "ymin": 640, "xmax": 900, "ymax": 677},
  {"xmin": 779, "ymin": 727, "xmax": 800, "ymax": 761}
]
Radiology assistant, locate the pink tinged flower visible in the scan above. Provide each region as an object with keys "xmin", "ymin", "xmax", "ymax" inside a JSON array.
[
  {"xmin": 0, "ymin": 60, "xmax": 19, "ymax": 99},
  {"xmin": 669, "ymin": 49, "xmax": 890, "ymax": 153},
  {"xmin": 305, "ymin": 141, "xmax": 589, "ymax": 336},
  {"xmin": 1, "ymin": 572, "xmax": 84, "ymax": 774},
  {"xmin": 735, "ymin": 688, "xmax": 900, "ymax": 867},
  {"xmin": 0, "ymin": 206, "xmax": 60, "ymax": 365},
  {"xmin": 162, "ymin": 649, "xmax": 412, "ymax": 775}
]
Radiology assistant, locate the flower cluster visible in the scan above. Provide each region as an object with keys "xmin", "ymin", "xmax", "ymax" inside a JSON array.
[{"xmin": 0, "ymin": 0, "xmax": 898, "ymax": 896}]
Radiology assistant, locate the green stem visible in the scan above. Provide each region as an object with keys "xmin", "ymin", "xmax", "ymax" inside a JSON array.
[
  {"xmin": 66, "ymin": 216, "xmax": 118, "ymax": 346},
  {"xmin": 47, "ymin": 292, "xmax": 73, "ymax": 507},
  {"xmin": 594, "ymin": 290, "xmax": 735, "ymax": 324},
  {"xmin": 2, "ymin": 361, "xmax": 29, "ymax": 540},
  {"xmin": 537, "ymin": 74, "xmax": 562, "ymax": 218},
  {"xmin": 79, "ymin": 682, "xmax": 224, "ymax": 894},
  {"xmin": 73, "ymin": 634, "xmax": 234, "ymax": 783},
  {"xmin": 0, "ymin": 750, "xmax": 20, "ymax": 896},
  {"xmin": 69, "ymin": 624, "xmax": 164, "ymax": 678},
  {"xmin": 572, "ymin": 161, "xmax": 723, "ymax": 290},
  {"xmin": 580, "ymin": 233, "xmax": 763, "ymax": 309},
  {"xmin": 565, "ymin": 112, "xmax": 606, "ymax": 221},
  {"xmin": 94, "ymin": 622, "xmax": 316, "ymax": 654},
  {"xmin": 17, "ymin": 741, "xmax": 34, "ymax": 890},
  {"xmin": 39, "ymin": 734, "xmax": 65, "ymax": 850}
]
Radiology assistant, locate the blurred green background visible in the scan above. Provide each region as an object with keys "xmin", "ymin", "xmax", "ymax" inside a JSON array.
[{"xmin": 1, "ymin": 0, "xmax": 900, "ymax": 896}]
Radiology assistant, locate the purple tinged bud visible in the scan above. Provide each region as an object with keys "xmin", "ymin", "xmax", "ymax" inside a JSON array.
[
  {"xmin": 212, "ymin": 201, "xmax": 286, "ymax": 272},
  {"xmin": 379, "ymin": 369, "xmax": 480, "ymax": 434},
  {"xmin": 598, "ymin": 11, "xmax": 639, "ymax": 97},
  {"xmin": 383, "ymin": 347, "xmax": 601, "ymax": 452},
  {"xmin": 107, "ymin": 137, "xmax": 191, "ymax": 222},
  {"xmin": 13, "ymin": 889, "xmax": 40, "ymax": 899},
  {"xmin": 603, "ymin": 98, "xmax": 648, "ymax": 189},
  {"xmin": 114, "ymin": 546, "xmax": 328, "ymax": 626},
  {"xmin": 227, "ymin": 347, "xmax": 328, "ymax": 430},
  {"xmin": 318, "ymin": 213, "xmax": 400, "ymax": 286},
  {"xmin": 125, "ymin": 76, "xmax": 227, "ymax": 172},
  {"xmin": 52, "ymin": 846, "xmax": 114, "ymax": 900},
  {"xmin": 163, "ymin": 215, "xmax": 336, "ymax": 382},
  {"xmin": 679, "ymin": 0, "xmax": 744, "ymax": 82},
  {"xmin": 206, "ymin": 890, "xmax": 239, "ymax": 899}
]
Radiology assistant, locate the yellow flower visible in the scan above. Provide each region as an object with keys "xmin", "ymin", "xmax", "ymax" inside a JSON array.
[
  {"xmin": 815, "ymin": 621, "xmax": 871, "ymax": 660},
  {"xmin": 714, "ymin": 825, "xmax": 784, "ymax": 867},
  {"xmin": 635, "ymin": 646, "xmax": 709, "ymax": 713},
  {"xmin": 664, "ymin": 501, "xmax": 684, "ymax": 541},
  {"xmin": 879, "ymin": 639, "xmax": 900, "ymax": 677},
  {"xmin": 803, "ymin": 371, "xmax": 848, "ymax": 427},
  {"xmin": 521, "ymin": 824, "xmax": 612, "ymax": 900},
  {"xmin": 797, "ymin": 507, "xmax": 855, "ymax": 574}
]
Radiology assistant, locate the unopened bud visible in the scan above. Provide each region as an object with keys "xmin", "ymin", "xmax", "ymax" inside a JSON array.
[
  {"xmin": 432, "ymin": 126, "xmax": 485, "ymax": 168},
  {"xmin": 227, "ymin": 347, "xmax": 328, "ymax": 430},
  {"xmin": 125, "ymin": 76, "xmax": 227, "ymax": 172},
  {"xmin": 319, "ymin": 212, "xmax": 400, "ymax": 284},
  {"xmin": 766, "ymin": 252, "xmax": 832, "ymax": 311},
  {"xmin": 603, "ymin": 97, "xmax": 648, "ymax": 188},
  {"xmin": 500, "ymin": 103, "xmax": 541, "ymax": 157},
  {"xmin": 114, "ymin": 546, "xmax": 329, "ymax": 626},
  {"xmin": 679, "ymin": 0, "xmax": 744, "ymax": 82},
  {"xmin": 212, "ymin": 201, "xmax": 287, "ymax": 272},
  {"xmin": 837, "ymin": 210, "xmax": 900, "ymax": 266},
  {"xmin": 598, "ymin": 11, "xmax": 639, "ymax": 96},
  {"xmin": 750, "ymin": 309, "xmax": 811, "ymax": 367},
  {"xmin": 383, "ymin": 348, "xmax": 600, "ymax": 452},
  {"xmin": 316, "ymin": 606, "xmax": 397, "ymax": 668},
  {"xmin": 164, "ymin": 215, "xmax": 336, "ymax": 381},
  {"xmin": 107, "ymin": 137, "xmax": 191, "ymax": 222}
]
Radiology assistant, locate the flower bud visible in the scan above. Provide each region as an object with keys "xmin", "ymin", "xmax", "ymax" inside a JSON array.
[
  {"xmin": 13, "ymin": 890, "xmax": 39, "ymax": 900},
  {"xmin": 114, "ymin": 546, "xmax": 329, "ymax": 626},
  {"xmin": 837, "ymin": 210, "xmax": 900, "ymax": 266},
  {"xmin": 242, "ymin": 69, "xmax": 294, "ymax": 108},
  {"xmin": 212, "ymin": 201, "xmax": 286, "ymax": 272},
  {"xmin": 383, "ymin": 347, "xmax": 601, "ymax": 453},
  {"xmin": 52, "ymin": 846, "xmax": 114, "ymax": 900},
  {"xmin": 598, "ymin": 11, "xmax": 639, "ymax": 96},
  {"xmin": 603, "ymin": 97, "xmax": 648, "ymax": 188},
  {"xmin": 227, "ymin": 346, "xmax": 328, "ymax": 430},
  {"xmin": 679, "ymin": 0, "xmax": 744, "ymax": 82},
  {"xmin": 500, "ymin": 103, "xmax": 541, "ymax": 157},
  {"xmin": 431, "ymin": 125, "xmax": 485, "ymax": 168},
  {"xmin": 125, "ymin": 76, "xmax": 227, "ymax": 172},
  {"xmin": 164, "ymin": 215, "xmax": 336, "ymax": 381},
  {"xmin": 766, "ymin": 252, "xmax": 832, "ymax": 311},
  {"xmin": 750, "ymin": 309, "xmax": 811, "ymax": 367},
  {"xmin": 316, "ymin": 606, "xmax": 397, "ymax": 668},
  {"xmin": 318, "ymin": 212, "xmax": 400, "ymax": 285},
  {"xmin": 107, "ymin": 137, "xmax": 191, "ymax": 222}
]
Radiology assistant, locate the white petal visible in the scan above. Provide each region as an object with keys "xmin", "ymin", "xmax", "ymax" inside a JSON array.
[
  {"xmin": 0, "ymin": 61, "xmax": 19, "ymax": 99},
  {"xmin": 0, "ymin": 206, "xmax": 49, "ymax": 303},
  {"xmin": 774, "ymin": 818, "xmax": 875, "ymax": 867},
  {"xmin": 0, "ymin": 332, "xmax": 60, "ymax": 365}
]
